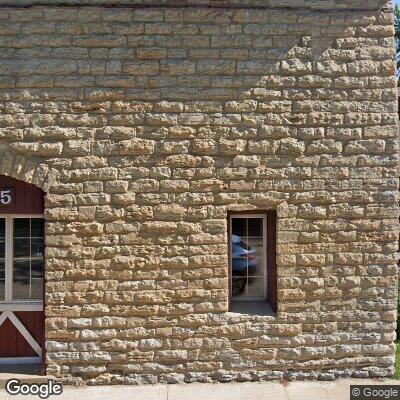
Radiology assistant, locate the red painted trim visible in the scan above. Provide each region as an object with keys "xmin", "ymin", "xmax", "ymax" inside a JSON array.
[{"xmin": 0, "ymin": 176, "xmax": 44, "ymax": 214}]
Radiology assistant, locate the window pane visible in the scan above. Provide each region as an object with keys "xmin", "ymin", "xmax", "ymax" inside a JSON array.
[
  {"xmin": 14, "ymin": 218, "xmax": 30, "ymax": 237},
  {"xmin": 0, "ymin": 280, "xmax": 4, "ymax": 301},
  {"xmin": 0, "ymin": 260, "xmax": 4, "ymax": 280},
  {"xmin": 14, "ymin": 238, "xmax": 30, "ymax": 258},
  {"xmin": 12, "ymin": 218, "xmax": 45, "ymax": 300},
  {"xmin": 31, "ymin": 278, "xmax": 43, "ymax": 300},
  {"xmin": 31, "ymin": 239, "xmax": 44, "ymax": 259},
  {"xmin": 246, "ymin": 277, "xmax": 264, "ymax": 298},
  {"xmin": 0, "ymin": 260, "xmax": 4, "ymax": 301},
  {"xmin": 0, "ymin": 218, "xmax": 4, "ymax": 237},
  {"xmin": 248, "ymin": 218, "xmax": 263, "ymax": 237},
  {"xmin": 231, "ymin": 216, "xmax": 265, "ymax": 301},
  {"xmin": 246, "ymin": 218, "xmax": 263, "ymax": 257},
  {"xmin": 232, "ymin": 275, "xmax": 247, "ymax": 297},
  {"xmin": 0, "ymin": 218, "xmax": 4, "ymax": 260},
  {"xmin": 0, "ymin": 238, "xmax": 4, "ymax": 259},
  {"xmin": 232, "ymin": 218, "xmax": 246, "ymax": 237},
  {"xmin": 31, "ymin": 219, "xmax": 44, "ymax": 238},
  {"xmin": 254, "ymin": 257, "xmax": 264, "ymax": 276},
  {"xmin": 13, "ymin": 259, "xmax": 30, "ymax": 300},
  {"xmin": 31, "ymin": 259, "xmax": 43, "ymax": 279}
]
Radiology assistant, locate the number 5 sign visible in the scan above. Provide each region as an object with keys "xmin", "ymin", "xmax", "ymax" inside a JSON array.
[{"xmin": 0, "ymin": 188, "xmax": 14, "ymax": 206}]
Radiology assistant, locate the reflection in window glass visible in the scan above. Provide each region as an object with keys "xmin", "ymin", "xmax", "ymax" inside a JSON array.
[
  {"xmin": 31, "ymin": 278, "xmax": 43, "ymax": 299},
  {"xmin": 0, "ymin": 238, "xmax": 4, "ymax": 259},
  {"xmin": 14, "ymin": 238, "xmax": 30, "ymax": 258},
  {"xmin": 0, "ymin": 219, "xmax": 4, "ymax": 301},
  {"xmin": 14, "ymin": 218, "xmax": 30, "ymax": 237},
  {"xmin": 31, "ymin": 258, "xmax": 44, "ymax": 279},
  {"xmin": 231, "ymin": 216, "xmax": 266, "ymax": 301},
  {"xmin": 0, "ymin": 261, "xmax": 4, "ymax": 300},
  {"xmin": 12, "ymin": 218, "xmax": 44, "ymax": 300},
  {"xmin": 31, "ymin": 219, "xmax": 44, "ymax": 238},
  {"xmin": 31, "ymin": 239, "xmax": 44, "ymax": 259},
  {"xmin": 13, "ymin": 259, "xmax": 30, "ymax": 299}
]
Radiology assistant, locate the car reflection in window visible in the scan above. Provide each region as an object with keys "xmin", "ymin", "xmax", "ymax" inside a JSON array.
[{"xmin": 231, "ymin": 234, "xmax": 259, "ymax": 296}]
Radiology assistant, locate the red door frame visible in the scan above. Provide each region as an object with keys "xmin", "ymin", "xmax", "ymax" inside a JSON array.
[{"xmin": 0, "ymin": 175, "xmax": 45, "ymax": 373}]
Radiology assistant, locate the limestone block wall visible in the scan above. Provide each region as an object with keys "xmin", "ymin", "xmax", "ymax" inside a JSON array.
[{"xmin": 0, "ymin": 0, "xmax": 398, "ymax": 385}]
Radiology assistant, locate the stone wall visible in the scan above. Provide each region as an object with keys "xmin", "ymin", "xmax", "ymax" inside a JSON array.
[{"xmin": 0, "ymin": 0, "xmax": 398, "ymax": 385}]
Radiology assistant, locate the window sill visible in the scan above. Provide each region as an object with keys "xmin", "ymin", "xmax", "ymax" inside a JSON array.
[
  {"xmin": 0, "ymin": 301, "xmax": 43, "ymax": 311},
  {"xmin": 229, "ymin": 300, "xmax": 275, "ymax": 317}
]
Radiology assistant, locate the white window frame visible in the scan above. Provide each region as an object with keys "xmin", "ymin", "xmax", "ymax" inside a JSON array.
[
  {"xmin": 0, "ymin": 214, "xmax": 44, "ymax": 311},
  {"xmin": 230, "ymin": 214, "xmax": 268, "ymax": 302}
]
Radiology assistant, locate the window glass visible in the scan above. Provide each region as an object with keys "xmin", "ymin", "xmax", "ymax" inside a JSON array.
[
  {"xmin": 0, "ymin": 260, "xmax": 4, "ymax": 300},
  {"xmin": 231, "ymin": 216, "xmax": 265, "ymax": 301},
  {"xmin": 13, "ymin": 259, "xmax": 30, "ymax": 299},
  {"xmin": 31, "ymin": 239, "xmax": 44, "ymax": 259},
  {"xmin": 14, "ymin": 218, "xmax": 30, "ymax": 237},
  {"xmin": 14, "ymin": 238, "xmax": 30, "ymax": 257},
  {"xmin": 31, "ymin": 219, "xmax": 44, "ymax": 238},
  {"xmin": 12, "ymin": 218, "xmax": 44, "ymax": 300},
  {"xmin": 0, "ymin": 219, "xmax": 4, "ymax": 300},
  {"xmin": 31, "ymin": 277, "xmax": 43, "ymax": 300},
  {"xmin": 31, "ymin": 258, "xmax": 44, "ymax": 278}
]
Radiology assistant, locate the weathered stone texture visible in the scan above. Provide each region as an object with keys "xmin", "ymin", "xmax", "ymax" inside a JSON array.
[{"xmin": 0, "ymin": 0, "xmax": 398, "ymax": 385}]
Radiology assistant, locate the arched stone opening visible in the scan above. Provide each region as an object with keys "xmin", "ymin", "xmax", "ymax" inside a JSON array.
[{"xmin": 0, "ymin": 146, "xmax": 58, "ymax": 193}]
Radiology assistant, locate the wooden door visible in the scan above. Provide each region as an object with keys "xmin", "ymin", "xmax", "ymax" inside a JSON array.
[{"xmin": 0, "ymin": 176, "xmax": 45, "ymax": 366}]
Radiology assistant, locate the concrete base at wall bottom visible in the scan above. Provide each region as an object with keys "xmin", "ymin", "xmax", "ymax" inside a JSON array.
[{"xmin": 0, "ymin": 378, "xmax": 399, "ymax": 400}]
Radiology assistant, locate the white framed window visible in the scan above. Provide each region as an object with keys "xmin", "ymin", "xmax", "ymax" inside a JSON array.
[
  {"xmin": 229, "ymin": 214, "xmax": 268, "ymax": 302},
  {"xmin": 0, "ymin": 215, "xmax": 44, "ymax": 304}
]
